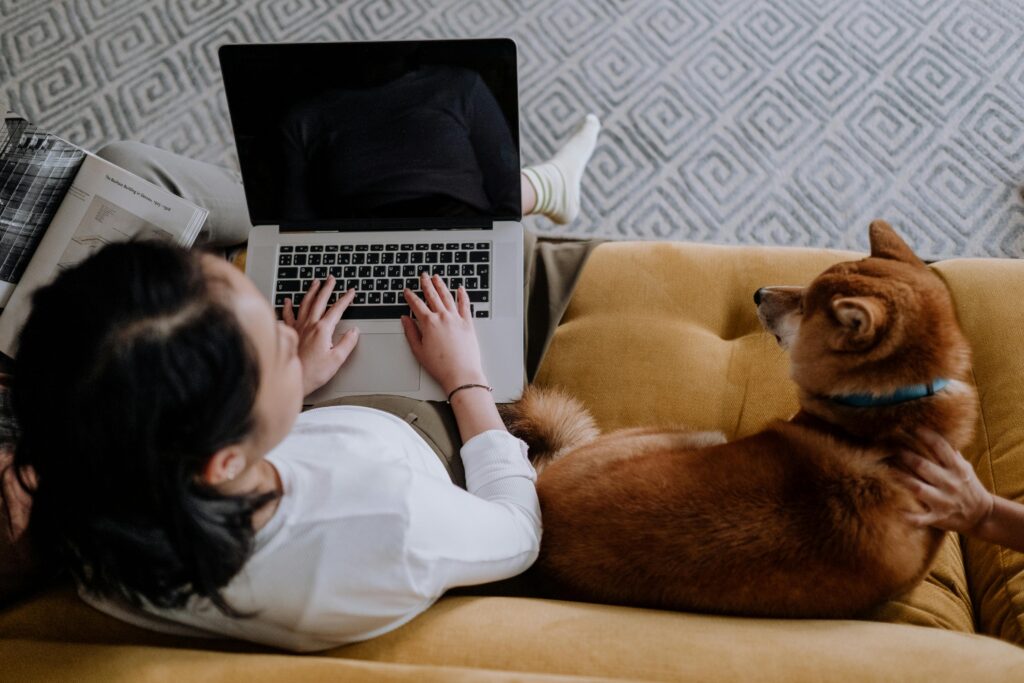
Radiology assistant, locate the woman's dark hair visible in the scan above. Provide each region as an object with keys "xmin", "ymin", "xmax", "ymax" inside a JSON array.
[{"xmin": 10, "ymin": 240, "xmax": 272, "ymax": 616}]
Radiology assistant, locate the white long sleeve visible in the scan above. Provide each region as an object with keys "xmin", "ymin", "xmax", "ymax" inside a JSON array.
[{"xmin": 78, "ymin": 406, "xmax": 541, "ymax": 652}]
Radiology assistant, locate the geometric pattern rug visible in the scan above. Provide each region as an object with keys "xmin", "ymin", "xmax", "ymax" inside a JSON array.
[{"xmin": 2, "ymin": 0, "xmax": 1023, "ymax": 259}]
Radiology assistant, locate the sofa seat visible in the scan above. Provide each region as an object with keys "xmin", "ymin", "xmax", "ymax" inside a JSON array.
[{"xmin": 2, "ymin": 240, "xmax": 1023, "ymax": 681}]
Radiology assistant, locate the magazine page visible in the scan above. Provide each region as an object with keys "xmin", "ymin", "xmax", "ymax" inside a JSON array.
[
  {"xmin": 0, "ymin": 111, "xmax": 88, "ymax": 308},
  {"xmin": 0, "ymin": 152, "xmax": 208, "ymax": 356}
]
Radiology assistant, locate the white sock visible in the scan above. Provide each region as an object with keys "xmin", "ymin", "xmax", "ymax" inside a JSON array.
[{"xmin": 522, "ymin": 114, "xmax": 601, "ymax": 224}]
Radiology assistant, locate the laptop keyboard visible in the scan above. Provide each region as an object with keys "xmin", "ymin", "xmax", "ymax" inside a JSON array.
[{"xmin": 273, "ymin": 242, "xmax": 492, "ymax": 320}]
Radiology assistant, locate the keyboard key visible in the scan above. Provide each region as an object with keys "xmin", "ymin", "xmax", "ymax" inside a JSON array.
[
  {"xmin": 450, "ymin": 277, "xmax": 463, "ymax": 289},
  {"xmin": 470, "ymin": 251, "xmax": 489, "ymax": 262},
  {"xmin": 352, "ymin": 253, "xmax": 365, "ymax": 264},
  {"xmin": 354, "ymin": 292, "xmax": 366, "ymax": 304},
  {"xmin": 476, "ymin": 242, "xmax": 488, "ymax": 249},
  {"xmin": 326, "ymin": 245, "xmax": 339, "ymax": 252},
  {"xmin": 294, "ymin": 245, "xmax": 309, "ymax": 252},
  {"xmin": 275, "ymin": 294, "xmax": 291, "ymax": 306},
  {"xmin": 390, "ymin": 278, "xmax": 403, "ymax": 290},
  {"xmin": 308, "ymin": 254, "xmax": 322, "ymax": 266},
  {"xmin": 439, "ymin": 252, "xmax": 453, "ymax": 263},
  {"xmin": 475, "ymin": 310, "xmax": 489, "ymax": 318},
  {"xmin": 301, "ymin": 279, "xmax": 313, "ymax": 290},
  {"xmin": 337, "ymin": 254, "xmax": 350, "ymax": 264},
  {"xmin": 277, "ymin": 280, "xmax": 300, "ymax": 292},
  {"xmin": 375, "ymin": 278, "xmax": 389, "ymax": 290},
  {"xmin": 280, "ymin": 246, "xmax": 294, "ymax": 253},
  {"xmin": 461, "ymin": 242, "xmax": 474, "ymax": 249},
  {"xmin": 469, "ymin": 291, "xmax": 489, "ymax": 302},
  {"xmin": 431, "ymin": 265, "xmax": 445, "ymax": 276},
  {"xmin": 310, "ymin": 245, "xmax": 324, "ymax": 252},
  {"xmin": 293, "ymin": 254, "xmax": 307, "ymax": 266},
  {"xmin": 385, "ymin": 244, "xmax": 399, "ymax": 251},
  {"xmin": 446, "ymin": 242, "xmax": 459, "ymax": 250},
  {"xmin": 358, "ymin": 266, "xmax": 371, "ymax": 277},
  {"xmin": 454, "ymin": 251, "xmax": 467, "ymax": 263},
  {"xmin": 299, "ymin": 267, "xmax": 313, "ymax": 278},
  {"xmin": 315, "ymin": 267, "xmax": 327, "ymax": 278},
  {"xmin": 405, "ymin": 278, "xmax": 418, "ymax": 289},
  {"xmin": 278, "ymin": 254, "xmax": 292, "ymax": 266},
  {"xmin": 381, "ymin": 252, "xmax": 394, "ymax": 264},
  {"xmin": 278, "ymin": 267, "xmax": 298, "ymax": 279},
  {"xmin": 402, "ymin": 265, "xmax": 417, "ymax": 276},
  {"xmin": 344, "ymin": 266, "xmax": 356, "ymax": 277},
  {"xmin": 323, "ymin": 254, "xmax": 336, "ymax": 265},
  {"xmin": 424, "ymin": 252, "xmax": 438, "ymax": 263},
  {"xmin": 370, "ymin": 244, "xmax": 384, "ymax": 251},
  {"xmin": 395, "ymin": 252, "xmax": 408, "ymax": 264},
  {"xmin": 401, "ymin": 243, "xmax": 414, "ymax": 250},
  {"xmin": 359, "ymin": 278, "xmax": 373, "ymax": 290},
  {"xmin": 388, "ymin": 266, "xmax": 401, "ymax": 277},
  {"xmin": 383, "ymin": 292, "xmax": 397, "ymax": 304},
  {"xmin": 346, "ymin": 279, "xmax": 358, "ymax": 290},
  {"xmin": 366, "ymin": 253, "xmax": 380, "ymax": 264},
  {"xmin": 410, "ymin": 252, "xmax": 424, "ymax": 264},
  {"xmin": 416, "ymin": 243, "xmax": 429, "ymax": 250},
  {"xmin": 447, "ymin": 264, "xmax": 459, "ymax": 276},
  {"xmin": 431, "ymin": 243, "xmax": 444, "ymax": 250},
  {"xmin": 373, "ymin": 266, "xmax": 386, "ymax": 277},
  {"xmin": 330, "ymin": 266, "xmax": 343, "ymax": 278},
  {"xmin": 355, "ymin": 245, "xmax": 369, "ymax": 252},
  {"xmin": 368, "ymin": 292, "xmax": 382, "ymax": 304},
  {"xmin": 342, "ymin": 305, "xmax": 410, "ymax": 320},
  {"xmin": 340, "ymin": 245, "xmax": 354, "ymax": 252},
  {"xmin": 466, "ymin": 277, "xmax": 478, "ymax": 289}
]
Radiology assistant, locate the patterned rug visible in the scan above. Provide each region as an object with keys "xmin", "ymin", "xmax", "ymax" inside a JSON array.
[{"xmin": 2, "ymin": 0, "xmax": 1023, "ymax": 259}]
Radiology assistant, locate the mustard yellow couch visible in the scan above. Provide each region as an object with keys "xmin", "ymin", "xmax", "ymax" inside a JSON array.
[{"xmin": 2, "ymin": 241, "xmax": 1023, "ymax": 682}]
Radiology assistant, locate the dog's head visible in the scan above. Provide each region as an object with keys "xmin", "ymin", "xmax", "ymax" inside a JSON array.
[{"xmin": 755, "ymin": 221, "xmax": 976, "ymax": 446}]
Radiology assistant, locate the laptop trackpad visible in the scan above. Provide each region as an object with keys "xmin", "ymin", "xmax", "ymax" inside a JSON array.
[{"xmin": 334, "ymin": 332, "xmax": 420, "ymax": 392}]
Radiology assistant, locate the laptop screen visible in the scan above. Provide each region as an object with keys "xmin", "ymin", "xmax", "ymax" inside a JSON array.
[{"xmin": 219, "ymin": 40, "xmax": 521, "ymax": 230}]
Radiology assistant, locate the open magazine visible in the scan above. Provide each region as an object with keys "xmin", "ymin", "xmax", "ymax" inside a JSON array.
[{"xmin": 0, "ymin": 110, "xmax": 207, "ymax": 356}]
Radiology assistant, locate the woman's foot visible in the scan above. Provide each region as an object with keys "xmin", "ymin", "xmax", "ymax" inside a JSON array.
[{"xmin": 522, "ymin": 114, "xmax": 601, "ymax": 224}]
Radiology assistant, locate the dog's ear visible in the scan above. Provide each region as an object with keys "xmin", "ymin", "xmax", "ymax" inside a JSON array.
[
  {"xmin": 831, "ymin": 296, "xmax": 887, "ymax": 349},
  {"xmin": 868, "ymin": 220, "xmax": 925, "ymax": 266}
]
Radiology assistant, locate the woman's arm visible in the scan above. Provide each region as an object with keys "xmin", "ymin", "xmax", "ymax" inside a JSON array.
[
  {"xmin": 899, "ymin": 429, "xmax": 1024, "ymax": 553},
  {"xmin": 401, "ymin": 272, "xmax": 505, "ymax": 442}
]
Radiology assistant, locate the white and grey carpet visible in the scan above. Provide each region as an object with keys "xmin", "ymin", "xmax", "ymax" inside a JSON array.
[{"xmin": 2, "ymin": 0, "xmax": 1023, "ymax": 259}]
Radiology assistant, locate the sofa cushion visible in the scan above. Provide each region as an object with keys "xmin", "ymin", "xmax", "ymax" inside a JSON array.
[
  {"xmin": 534, "ymin": 242, "xmax": 976, "ymax": 632},
  {"xmin": 933, "ymin": 258, "xmax": 1024, "ymax": 644},
  {"xmin": 332, "ymin": 596, "xmax": 1024, "ymax": 682}
]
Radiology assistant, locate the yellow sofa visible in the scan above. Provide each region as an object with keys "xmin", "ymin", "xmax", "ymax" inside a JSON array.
[{"xmin": 2, "ymin": 241, "xmax": 1023, "ymax": 681}]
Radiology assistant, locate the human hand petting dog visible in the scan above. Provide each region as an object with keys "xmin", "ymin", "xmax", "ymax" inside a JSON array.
[
  {"xmin": 898, "ymin": 429, "xmax": 993, "ymax": 533},
  {"xmin": 899, "ymin": 429, "xmax": 1024, "ymax": 553}
]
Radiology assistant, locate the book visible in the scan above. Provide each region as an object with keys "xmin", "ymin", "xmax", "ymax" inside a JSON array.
[{"xmin": 0, "ymin": 109, "xmax": 208, "ymax": 356}]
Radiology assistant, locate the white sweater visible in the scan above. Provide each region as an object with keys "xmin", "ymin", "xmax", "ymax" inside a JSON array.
[{"xmin": 80, "ymin": 405, "xmax": 540, "ymax": 652}]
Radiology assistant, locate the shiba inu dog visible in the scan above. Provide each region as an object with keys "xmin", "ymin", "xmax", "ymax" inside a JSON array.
[{"xmin": 502, "ymin": 221, "xmax": 977, "ymax": 617}]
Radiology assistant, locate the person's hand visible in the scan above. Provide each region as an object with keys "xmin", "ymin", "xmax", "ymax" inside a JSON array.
[
  {"xmin": 400, "ymin": 273, "xmax": 487, "ymax": 395},
  {"xmin": 896, "ymin": 429, "xmax": 994, "ymax": 534},
  {"xmin": 1, "ymin": 448, "xmax": 35, "ymax": 542},
  {"xmin": 282, "ymin": 275, "xmax": 360, "ymax": 396}
]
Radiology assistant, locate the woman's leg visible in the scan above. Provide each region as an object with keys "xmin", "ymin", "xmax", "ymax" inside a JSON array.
[
  {"xmin": 95, "ymin": 142, "xmax": 253, "ymax": 248},
  {"xmin": 520, "ymin": 114, "xmax": 601, "ymax": 224}
]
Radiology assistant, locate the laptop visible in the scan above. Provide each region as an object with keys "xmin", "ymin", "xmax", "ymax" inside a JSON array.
[{"xmin": 219, "ymin": 39, "xmax": 524, "ymax": 403}]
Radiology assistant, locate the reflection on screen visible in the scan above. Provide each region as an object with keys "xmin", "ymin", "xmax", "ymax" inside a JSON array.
[{"xmin": 220, "ymin": 42, "xmax": 521, "ymax": 227}]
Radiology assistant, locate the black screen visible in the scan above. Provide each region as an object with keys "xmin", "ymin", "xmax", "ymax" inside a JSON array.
[{"xmin": 219, "ymin": 40, "xmax": 521, "ymax": 229}]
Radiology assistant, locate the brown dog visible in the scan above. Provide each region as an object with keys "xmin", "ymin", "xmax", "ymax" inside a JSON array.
[{"xmin": 503, "ymin": 221, "xmax": 977, "ymax": 618}]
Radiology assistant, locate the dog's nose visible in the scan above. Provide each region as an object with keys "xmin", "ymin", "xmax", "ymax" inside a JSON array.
[{"xmin": 754, "ymin": 288, "xmax": 765, "ymax": 305}]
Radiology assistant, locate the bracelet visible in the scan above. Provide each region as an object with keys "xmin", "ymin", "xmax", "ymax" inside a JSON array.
[{"xmin": 446, "ymin": 383, "xmax": 493, "ymax": 403}]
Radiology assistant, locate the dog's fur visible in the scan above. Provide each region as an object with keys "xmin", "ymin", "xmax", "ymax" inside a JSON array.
[{"xmin": 507, "ymin": 222, "xmax": 977, "ymax": 618}]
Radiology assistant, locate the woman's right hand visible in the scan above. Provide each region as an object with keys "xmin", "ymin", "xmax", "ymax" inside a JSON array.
[{"xmin": 401, "ymin": 273, "xmax": 487, "ymax": 395}]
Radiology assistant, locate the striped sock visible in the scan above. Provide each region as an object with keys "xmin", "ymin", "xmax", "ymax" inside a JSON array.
[{"xmin": 522, "ymin": 114, "xmax": 600, "ymax": 224}]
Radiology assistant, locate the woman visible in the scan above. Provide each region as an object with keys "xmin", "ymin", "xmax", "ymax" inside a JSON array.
[{"xmin": 1, "ymin": 115, "xmax": 604, "ymax": 650}]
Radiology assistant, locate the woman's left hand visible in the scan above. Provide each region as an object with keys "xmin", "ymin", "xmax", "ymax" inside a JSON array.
[
  {"xmin": 282, "ymin": 276, "xmax": 360, "ymax": 396},
  {"xmin": 1, "ymin": 449, "xmax": 34, "ymax": 542},
  {"xmin": 896, "ymin": 429, "xmax": 994, "ymax": 534}
]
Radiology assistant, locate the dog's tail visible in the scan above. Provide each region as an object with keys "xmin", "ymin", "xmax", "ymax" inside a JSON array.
[{"xmin": 499, "ymin": 385, "xmax": 600, "ymax": 473}]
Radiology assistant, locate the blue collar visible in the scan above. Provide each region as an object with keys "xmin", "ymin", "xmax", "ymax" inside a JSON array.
[{"xmin": 831, "ymin": 378, "xmax": 951, "ymax": 408}]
